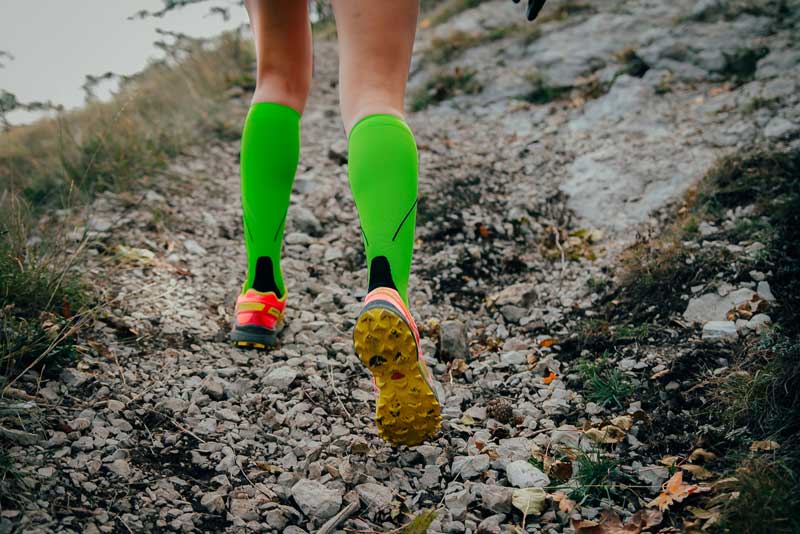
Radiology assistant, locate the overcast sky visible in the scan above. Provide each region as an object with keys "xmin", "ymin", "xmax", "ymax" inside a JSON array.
[{"xmin": 1, "ymin": 0, "xmax": 248, "ymax": 123}]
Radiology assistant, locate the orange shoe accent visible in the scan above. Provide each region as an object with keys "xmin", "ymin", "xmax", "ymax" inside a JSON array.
[{"xmin": 234, "ymin": 289, "xmax": 286, "ymax": 331}]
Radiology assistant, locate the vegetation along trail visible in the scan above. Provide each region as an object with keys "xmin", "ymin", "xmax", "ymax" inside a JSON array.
[{"xmin": 2, "ymin": 1, "xmax": 800, "ymax": 532}]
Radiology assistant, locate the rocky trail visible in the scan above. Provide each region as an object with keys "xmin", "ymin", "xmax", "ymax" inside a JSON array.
[{"xmin": 4, "ymin": 1, "xmax": 800, "ymax": 533}]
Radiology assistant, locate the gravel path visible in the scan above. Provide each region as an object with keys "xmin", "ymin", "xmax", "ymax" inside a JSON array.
[{"xmin": 5, "ymin": 1, "xmax": 800, "ymax": 532}]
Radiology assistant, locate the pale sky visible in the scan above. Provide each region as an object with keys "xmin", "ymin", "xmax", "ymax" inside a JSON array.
[{"xmin": 0, "ymin": 0, "xmax": 249, "ymax": 123}]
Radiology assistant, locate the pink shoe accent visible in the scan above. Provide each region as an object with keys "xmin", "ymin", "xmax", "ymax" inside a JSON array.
[{"xmin": 235, "ymin": 289, "xmax": 286, "ymax": 330}]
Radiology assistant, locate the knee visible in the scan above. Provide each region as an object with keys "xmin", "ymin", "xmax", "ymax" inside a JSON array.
[{"xmin": 253, "ymin": 68, "xmax": 311, "ymax": 114}]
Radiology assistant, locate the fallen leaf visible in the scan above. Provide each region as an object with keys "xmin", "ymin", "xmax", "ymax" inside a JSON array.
[
  {"xmin": 647, "ymin": 471, "xmax": 710, "ymax": 511},
  {"xmin": 478, "ymin": 224, "xmax": 490, "ymax": 238},
  {"xmin": 460, "ymin": 414, "xmax": 476, "ymax": 426},
  {"xmin": 539, "ymin": 337, "xmax": 558, "ymax": 348},
  {"xmin": 450, "ymin": 359, "xmax": 469, "ymax": 375},
  {"xmin": 547, "ymin": 460, "xmax": 574, "ymax": 481},
  {"xmin": 512, "ymin": 488, "xmax": 547, "ymax": 516},
  {"xmin": 658, "ymin": 455, "xmax": 680, "ymax": 467},
  {"xmin": 628, "ymin": 509, "xmax": 663, "ymax": 530},
  {"xmin": 584, "ymin": 425, "xmax": 626, "ymax": 444},
  {"xmin": 550, "ymin": 491, "xmax": 576, "ymax": 513},
  {"xmin": 687, "ymin": 506, "xmax": 716, "ymax": 519},
  {"xmin": 650, "ymin": 368, "xmax": 670, "ymax": 380},
  {"xmin": 543, "ymin": 371, "xmax": 556, "ymax": 384},
  {"xmin": 688, "ymin": 448, "xmax": 717, "ymax": 463},
  {"xmin": 648, "ymin": 491, "xmax": 674, "ymax": 512},
  {"xmin": 572, "ymin": 518, "xmax": 600, "ymax": 534},
  {"xmin": 750, "ymin": 440, "xmax": 780, "ymax": 451},
  {"xmin": 711, "ymin": 477, "xmax": 739, "ymax": 489},
  {"xmin": 680, "ymin": 464, "xmax": 714, "ymax": 480},
  {"xmin": 115, "ymin": 244, "xmax": 155, "ymax": 263},
  {"xmin": 610, "ymin": 415, "xmax": 634, "ymax": 431},
  {"xmin": 254, "ymin": 461, "xmax": 283, "ymax": 474}
]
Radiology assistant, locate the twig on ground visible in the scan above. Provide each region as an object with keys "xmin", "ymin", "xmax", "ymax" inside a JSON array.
[
  {"xmin": 319, "ymin": 491, "xmax": 360, "ymax": 534},
  {"xmin": 328, "ymin": 362, "xmax": 353, "ymax": 420}
]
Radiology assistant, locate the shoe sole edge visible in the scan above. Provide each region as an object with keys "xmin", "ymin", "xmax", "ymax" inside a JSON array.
[{"xmin": 230, "ymin": 324, "xmax": 278, "ymax": 349}]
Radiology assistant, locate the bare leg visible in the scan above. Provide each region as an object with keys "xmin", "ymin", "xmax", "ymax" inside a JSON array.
[
  {"xmin": 331, "ymin": 0, "xmax": 419, "ymax": 134},
  {"xmin": 244, "ymin": 0, "xmax": 312, "ymax": 113}
]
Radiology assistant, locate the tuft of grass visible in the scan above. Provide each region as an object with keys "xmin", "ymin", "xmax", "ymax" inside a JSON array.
[
  {"xmin": 700, "ymin": 151, "xmax": 800, "ymax": 334},
  {"xmin": 421, "ymin": 0, "xmax": 487, "ymax": 26},
  {"xmin": 520, "ymin": 73, "xmax": 573, "ymax": 104},
  {"xmin": 536, "ymin": 1, "xmax": 595, "ymax": 23},
  {"xmin": 570, "ymin": 448, "xmax": 636, "ymax": 505},
  {"xmin": 688, "ymin": 0, "xmax": 790, "ymax": 22},
  {"xmin": 0, "ymin": 206, "xmax": 91, "ymax": 379},
  {"xmin": 718, "ymin": 457, "xmax": 800, "ymax": 534},
  {"xmin": 742, "ymin": 96, "xmax": 781, "ymax": 114},
  {"xmin": 423, "ymin": 29, "xmax": 509, "ymax": 65},
  {"xmin": 718, "ymin": 332, "xmax": 800, "ymax": 439},
  {"xmin": 402, "ymin": 509, "xmax": 437, "ymax": 534},
  {"xmin": 616, "ymin": 237, "xmax": 734, "ymax": 322},
  {"xmin": 614, "ymin": 48, "xmax": 650, "ymax": 79},
  {"xmin": 0, "ymin": 447, "xmax": 24, "ymax": 507},
  {"xmin": 719, "ymin": 47, "xmax": 770, "ymax": 83},
  {"xmin": 578, "ymin": 357, "xmax": 634, "ymax": 408},
  {"xmin": 411, "ymin": 67, "xmax": 483, "ymax": 111}
]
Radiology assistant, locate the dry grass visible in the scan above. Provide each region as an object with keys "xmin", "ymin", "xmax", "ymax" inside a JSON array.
[
  {"xmin": 0, "ymin": 30, "xmax": 252, "ymax": 382},
  {"xmin": 1, "ymin": 31, "xmax": 252, "ymax": 211}
]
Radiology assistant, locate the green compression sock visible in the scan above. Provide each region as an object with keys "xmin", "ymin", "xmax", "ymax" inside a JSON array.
[
  {"xmin": 240, "ymin": 102, "xmax": 300, "ymax": 297},
  {"xmin": 348, "ymin": 114, "xmax": 419, "ymax": 306}
]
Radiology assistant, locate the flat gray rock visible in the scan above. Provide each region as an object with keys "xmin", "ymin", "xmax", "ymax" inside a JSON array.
[
  {"xmin": 291, "ymin": 479, "xmax": 342, "ymax": 521},
  {"xmin": 505, "ymin": 460, "xmax": 549, "ymax": 488}
]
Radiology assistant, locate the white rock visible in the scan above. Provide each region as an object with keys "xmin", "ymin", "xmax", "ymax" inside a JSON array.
[
  {"xmin": 184, "ymin": 239, "xmax": 207, "ymax": 256},
  {"xmin": 757, "ymin": 281, "xmax": 775, "ymax": 301},
  {"xmin": 444, "ymin": 485, "xmax": 472, "ymax": 521},
  {"xmin": 264, "ymin": 367, "xmax": 298, "ymax": 390},
  {"xmin": 505, "ymin": 460, "xmax": 549, "ymax": 488},
  {"xmin": 451, "ymin": 455, "xmax": 490, "ymax": 479},
  {"xmin": 291, "ymin": 479, "xmax": 342, "ymax": 521},
  {"xmin": 684, "ymin": 288, "xmax": 755, "ymax": 323},
  {"xmin": 419, "ymin": 465, "xmax": 441, "ymax": 489},
  {"xmin": 746, "ymin": 313, "xmax": 772, "ymax": 333},
  {"xmin": 764, "ymin": 116, "xmax": 800, "ymax": 140},
  {"xmin": 702, "ymin": 321, "xmax": 738, "ymax": 342}
]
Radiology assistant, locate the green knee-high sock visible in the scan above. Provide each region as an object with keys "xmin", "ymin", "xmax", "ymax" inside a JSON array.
[
  {"xmin": 348, "ymin": 114, "xmax": 419, "ymax": 306},
  {"xmin": 240, "ymin": 102, "xmax": 300, "ymax": 297}
]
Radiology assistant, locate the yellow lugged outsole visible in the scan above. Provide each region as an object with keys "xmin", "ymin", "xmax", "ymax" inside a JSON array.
[{"xmin": 353, "ymin": 307, "xmax": 441, "ymax": 446}]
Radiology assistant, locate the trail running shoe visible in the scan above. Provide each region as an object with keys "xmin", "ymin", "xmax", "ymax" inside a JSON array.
[
  {"xmin": 230, "ymin": 289, "xmax": 286, "ymax": 349},
  {"xmin": 353, "ymin": 287, "xmax": 441, "ymax": 446}
]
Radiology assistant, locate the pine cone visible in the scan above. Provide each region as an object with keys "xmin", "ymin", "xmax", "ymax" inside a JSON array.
[{"xmin": 486, "ymin": 398, "xmax": 513, "ymax": 423}]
